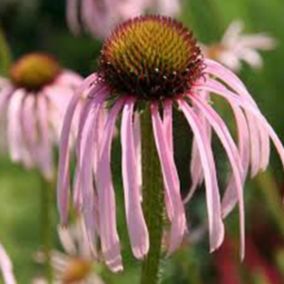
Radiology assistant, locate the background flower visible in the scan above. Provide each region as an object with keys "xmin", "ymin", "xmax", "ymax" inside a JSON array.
[
  {"xmin": 0, "ymin": 53, "xmax": 82, "ymax": 180},
  {"xmin": 66, "ymin": 0, "xmax": 182, "ymax": 38},
  {"xmin": 202, "ymin": 20, "xmax": 276, "ymax": 71}
]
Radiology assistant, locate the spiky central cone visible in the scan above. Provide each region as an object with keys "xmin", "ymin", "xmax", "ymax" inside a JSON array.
[
  {"xmin": 10, "ymin": 53, "xmax": 61, "ymax": 91},
  {"xmin": 99, "ymin": 15, "xmax": 203, "ymax": 100}
]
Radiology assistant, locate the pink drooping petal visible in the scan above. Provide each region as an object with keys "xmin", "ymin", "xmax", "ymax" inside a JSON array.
[
  {"xmin": 133, "ymin": 112, "xmax": 142, "ymax": 198},
  {"xmin": 37, "ymin": 95, "xmax": 53, "ymax": 180},
  {"xmin": 44, "ymin": 85, "xmax": 75, "ymax": 121},
  {"xmin": 184, "ymin": 91, "xmax": 212, "ymax": 204},
  {"xmin": 204, "ymin": 59, "xmax": 271, "ymax": 175},
  {"xmin": 20, "ymin": 95, "xmax": 36, "ymax": 168},
  {"xmin": 121, "ymin": 98, "xmax": 149, "ymax": 259},
  {"xmin": 82, "ymin": 0, "xmax": 112, "ymax": 38},
  {"xmin": 66, "ymin": 0, "xmax": 81, "ymax": 35},
  {"xmin": 191, "ymin": 95, "xmax": 245, "ymax": 259},
  {"xmin": 163, "ymin": 100, "xmax": 173, "ymax": 152},
  {"xmin": 57, "ymin": 74, "xmax": 98, "ymax": 225},
  {"xmin": 246, "ymin": 112, "xmax": 261, "ymax": 177},
  {"xmin": 73, "ymin": 85, "xmax": 108, "ymax": 209},
  {"xmin": 258, "ymin": 121, "xmax": 271, "ymax": 171},
  {"xmin": 76, "ymin": 91, "xmax": 108, "ymax": 256},
  {"xmin": 162, "ymin": 100, "xmax": 174, "ymax": 221},
  {"xmin": 0, "ymin": 86, "xmax": 13, "ymax": 114},
  {"xmin": 95, "ymin": 99, "xmax": 124, "ymax": 272},
  {"xmin": 57, "ymin": 225, "xmax": 77, "ymax": 256},
  {"xmin": 57, "ymin": 93, "xmax": 81, "ymax": 225},
  {"xmin": 222, "ymin": 104, "xmax": 250, "ymax": 218},
  {"xmin": 196, "ymin": 78, "xmax": 284, "ymax": 171},
  {"xmin": 78, "ymin": 111, "xmax": 99, "ymax": 257},
  {"xmin": 151, "ymin": 102, "xmax": 187, "ymax": 254},
  {"xmin": 72, "ymin": 100, "xmax": 93, "ymax": 210},
  {"xmin": 0, "ymin": 244, "xmax": 16, "ymax": 284},
  {"xmin": 178, "ymin": 100, "xmax": 224, "ymax": 252},
  {"xmin": 7, "ymin": 90, "xmax": 25, "ymax": 163}
]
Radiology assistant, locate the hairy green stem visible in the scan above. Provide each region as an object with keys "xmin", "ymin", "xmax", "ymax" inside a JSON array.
[
  {"xmin": 140, "ymin": 106, "xmax": 164, "ymax": 284},
  {"xmin": 40, "ymin": 175, "xmax": 54, "ymax": 283}
]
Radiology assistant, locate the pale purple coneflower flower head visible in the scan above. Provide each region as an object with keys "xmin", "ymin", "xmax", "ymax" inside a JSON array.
[
  {"xmin": 0, "ymin": 53, "xmax": 82, "ymax": 180},
  {"xmin": 0, "ymin": 243, "xmax": 16, "ymax": 284},
  {"xmin": 66, "ymin": 0, "xmax": 181, "ymax": 38},
  {"xmin": 34, "ymin": 218, "xmax": 104, "ymax": 284},
  {"xmin": 202, "ymin": 20, "xmax": 276, "ymax": 71},
  {"xmin": 57, "ymin": 15, "xmax": 284, "ymax": 272}
]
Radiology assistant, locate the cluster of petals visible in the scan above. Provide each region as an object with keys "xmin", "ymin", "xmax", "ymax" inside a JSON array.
[
  {"xmin": 0, "ymin": 70, "xmax": 82, "ymax": 180},
  {"xmin": 202, "ymin": 20, "xmax": 276, "ymax": 71},
  {"xmin": 57, "ymin": 58, "xmax": 284, "ymax": 272},
  {"xmin": 0, "ymin": 243, "xmax": 16, "ymax": 284},
  {"xmin": 34, "ymin": 218, "xmax": 104, "ymax": 284},
  {"xmin": 66, "ymin": 0, "xmax": 181, "ymax": 38}
]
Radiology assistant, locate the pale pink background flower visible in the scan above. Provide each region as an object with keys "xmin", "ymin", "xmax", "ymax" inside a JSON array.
[
  {"xmin": 0, "ymin": 243, "xmax": 16, "ymax": 284},
  {"xmin": 57, "ymin": 16, "xmax": 284, "ymax": 272},
  {"xmin": 202, "ymin": 20, "xmax": 276, "ymax": 71},
  {"xmin": 34, "ymin": 219, "xmax": 104, "ymax": 284},
  {"xmin": 66, "ymin": 0, "xmax": 182, "ymax": 38},
  {"xmin": 0, "ymin": 54, "xmax": 83, "ymax": 180}
]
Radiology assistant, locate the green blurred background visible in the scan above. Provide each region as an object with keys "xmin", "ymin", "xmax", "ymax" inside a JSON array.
[{"xmin": 0, "ymin": 0, "xmax": 284, "ymax": 283}]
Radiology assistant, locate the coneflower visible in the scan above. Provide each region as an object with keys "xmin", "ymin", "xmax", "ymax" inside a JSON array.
[
  {"xmin": 57, "ymin": 15, "xmax": 284, "ymax": 282},
  {"xmin": 202, "ymin": 20, "xmax": 276, "ymax": 71},
  {"xmin": 0, "ymin": 53, "xmax": 82, "ymax": 180}
]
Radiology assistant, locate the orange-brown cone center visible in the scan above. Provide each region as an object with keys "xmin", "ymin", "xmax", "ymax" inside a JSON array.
[
  {"xmin": 10, "ymin": 53, "xmax": 61, "ymax": 91},
  {"xmin": 99, "ymin": 15, "xmax": 203, "ymax": 100}
]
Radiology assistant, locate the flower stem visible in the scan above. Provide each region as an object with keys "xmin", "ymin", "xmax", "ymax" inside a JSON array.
[
  {"xmin": 140, "ymin": 106, "xmax": 164, "ymax": 284},
  {"xmin": 40, "ymin": 175, "xmax": 54, "ymax": 283}
]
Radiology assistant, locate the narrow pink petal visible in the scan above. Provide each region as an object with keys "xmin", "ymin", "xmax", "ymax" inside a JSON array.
[
  {"xmin": 204, "ymin": 59, "xmax": 268, "ymax": 175},
  {"xmin": 57, "ymin": 74, "xmax": 99, "ymax": 225},
  {"xmin": 184, "ymin": 92, "xmax": 212, "ymax": 204},
  {"xmin": 0, "ymin": 244, "xmax": 16, "ymax": 284},
  {"xmin": 151, "ymin": 102, "xmax": 187, "ymax": 254},
  {"xmin": 82, "ymin": 0, "xmax": 110, "ymax": 38},
  {"xmin": 57, "ymin": 93, "xmax": 81, "ymax": 225},
  {"xmin": 178, "ymin": 100, "xmax": 224, "ymax": 252},
  {"xmin": 121, "ymin": 98, "xmax": 149, "ymax": 259},
  {"xmin": 259, "ymin": 123, "xmax": 271, "ymax": 171},
  {"xmin": 7, "ymin": 90, "xmax": 25, "ymax": 162},
  {"xmin": 73, "ymin": 97, "xmax": 97, "ymax": 209},
  {"xmin": 0, "ymin": 86, "xmax": 13, "ymax": 114},
  {"xmin": 191, "ymin": 95, "xmax": 245, "ymax": 259},
  {"xmin": 163, "ymin": 100, "xmax": 173, "ymax": 152},
  {"xmin": 162, "ymin": 100, "xmax": 174, "ymax": 221},
  {"xmin": 37, "ymin": 96, "xmax": 53, "ymax": 180},
  {"xmin": 19, "ymin": 95, "xmax": 36, "ymax": 168},
  {"xmin": 78, "ymin": 105, "xmax": 100, "ymax": 256},
  {"xmin": 95, "ymin": 99, "xmax": 124, "ymax": 272},
  {"xmin": 73, "ymin": 88, "xmax": 108, "ymax": 209},
  {"xmin": 66, "ymin": 0, "xmax": 81, "ymax": 35},
  {"xmin": 222, "ymin": 104, "xmax": 249, "ymax": 218},
  {"xmin": 133, "ymin": 113, "xmax": 142, "ymax": 198},
  {"xmin": 76, "ymin": 91, "xmax": 108, "ymax": 251},
  {"xmin": 197, "ymin": 78, "xmax": 284, "ymax": 172}
]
